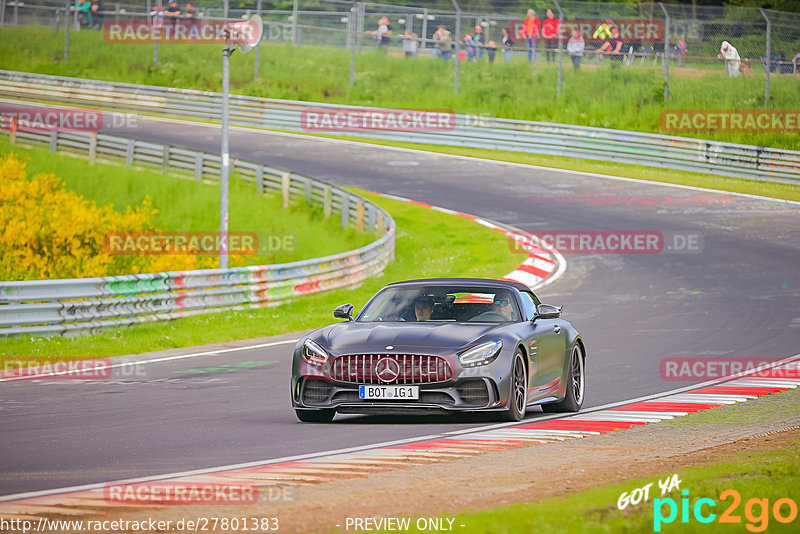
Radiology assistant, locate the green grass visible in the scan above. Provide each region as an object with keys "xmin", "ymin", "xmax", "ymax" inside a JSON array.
[
  {"xmin": 307, "ymin": 135, "xmax": 800, "ymax": 203},
  {"xmin": 379, "ymin": 436, "xmax": 800, "ymax": 534},
  {"xmin": 0, "ymin": 189, "xmax": 523, "ymax": 359},
  {"xmin": 2, "ymin": 27, "xmax": 799, "ymax": 150},
  {"xmin": 0, "ymin": 136, "xmax": 371, "ymax": 267}
]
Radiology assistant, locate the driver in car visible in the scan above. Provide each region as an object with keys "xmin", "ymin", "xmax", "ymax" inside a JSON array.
[
  {"xmin": 492, "ymin": 298, "xmax": 514, "ymax": 320},
  {"xmin": 414, "ymin": 295, "xmax": 435, "ymax": 321}
]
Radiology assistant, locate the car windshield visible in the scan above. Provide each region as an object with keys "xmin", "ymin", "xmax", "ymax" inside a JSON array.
[{"xmin": 358, "ymin": 285, "xmax": 520, "ymax": 323}]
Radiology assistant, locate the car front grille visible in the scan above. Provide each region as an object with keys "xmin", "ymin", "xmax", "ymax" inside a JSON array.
[
  {"xmin": 456, "ymin": 379, "xmax": 490, "ymax": 406},
  {"xmin": 331, "ymin": 354, "xmax": 453, "ymax": 384}
]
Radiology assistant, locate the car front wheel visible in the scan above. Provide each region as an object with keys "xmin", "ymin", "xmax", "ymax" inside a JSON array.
[{"xmin": 499, "ymin": 350, "xmax": 528, "ymax": 422}]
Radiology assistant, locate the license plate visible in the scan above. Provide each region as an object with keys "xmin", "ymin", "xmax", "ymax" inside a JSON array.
[{"xmin": 358, "ymin": 385, "xmax": 419, "ymax": 400}]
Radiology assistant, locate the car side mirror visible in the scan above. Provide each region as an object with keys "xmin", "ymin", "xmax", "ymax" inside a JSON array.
[
  {"xmin": 334, "ymin": 303, "xmax": 354, "ymax": 321},
  {"xmin": 535, "ymin": 303, "xmax": 562, "ymax": 319}
]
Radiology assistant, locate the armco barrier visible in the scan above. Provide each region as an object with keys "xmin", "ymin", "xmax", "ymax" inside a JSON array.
[
  {"xmin": 0, "ymin": 129, "xmax": 395, "ymax": 337},
  {"xmin": 1, "ymin": 70, "xmax": 799, "ymax": 184}
]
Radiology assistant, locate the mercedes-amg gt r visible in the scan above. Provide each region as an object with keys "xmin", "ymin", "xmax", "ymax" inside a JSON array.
[{"xmin": 290, "ymin": 278, "xmax": 586, "ymax": 422}]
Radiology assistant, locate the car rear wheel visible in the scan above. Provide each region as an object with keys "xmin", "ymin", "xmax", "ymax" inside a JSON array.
[
  {"xmin": 542, "ymin": 343, "xmax": 585, "ymax": 413},
  {"xmin": 295, "ymin": 409, "xmax": 335, "ymax": 423},
  {"xmin": 499, "ymin": 350, "xmax": 527, "ymax": 422}
]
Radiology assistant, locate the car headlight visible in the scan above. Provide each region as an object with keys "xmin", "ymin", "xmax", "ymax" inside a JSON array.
[
  {"xmin": 459, "ymin": 340, "xmax": 502, "ymax": 368},
  {"xmin": 302, "ymin": 339, "xmax": 329, "ymax": 366}
]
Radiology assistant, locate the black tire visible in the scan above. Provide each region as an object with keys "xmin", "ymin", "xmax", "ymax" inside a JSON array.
[
  {"xmin": 499, "ymin": 350, "xmax": 527, "ymax": 422},
  {"xmin": 542, "ymin": 342, "xmax": 585, "ymax": 413},
  {"xmin": 295, "ymin": 409, "xmax": 335, "ymax": 423}
]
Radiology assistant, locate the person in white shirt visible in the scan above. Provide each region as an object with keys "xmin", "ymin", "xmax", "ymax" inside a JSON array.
[
  {"xmin": 718, "ymin": 41, "xmax": 741, "ymax": 77},
  {"xmin": 567, "ymin": 29, "xmax": 585, "ymax": 70}
]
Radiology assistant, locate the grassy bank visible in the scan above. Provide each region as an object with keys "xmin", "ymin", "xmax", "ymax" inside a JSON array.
[
  {"xmin": 1, "ymin": 27, "xmax": 798, "ymax": 150},
  {"xmin": 0, "ymin": 190, "xmax": 523, "ymax": 359}
]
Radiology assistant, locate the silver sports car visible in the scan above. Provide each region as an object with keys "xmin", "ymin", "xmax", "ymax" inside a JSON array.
[{"xmin": 290, "ymin": 278, "xmax": 586, "ymax": 422}]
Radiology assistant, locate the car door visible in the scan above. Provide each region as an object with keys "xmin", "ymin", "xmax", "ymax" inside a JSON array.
[{"xmin": 520, "ymin": 291, "xmax": 568, "ymax": 397}]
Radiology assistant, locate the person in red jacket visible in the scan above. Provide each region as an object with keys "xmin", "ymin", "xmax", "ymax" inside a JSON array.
[
  {"xmin": 542, "ymin": 8, "xmax": 560, "ymax": 63},
  {"xmin": 518, "ymin": 8, "xmax": 540, "ymax": 63}
]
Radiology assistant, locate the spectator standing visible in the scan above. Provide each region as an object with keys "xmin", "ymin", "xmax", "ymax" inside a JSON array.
[
  {"xmin": 184, "ymin": 2, "xmax": 197, "ymax": 19},
  {"xmin": 473, "ymin": 25, "xmax": 486, "ymax": 61},
  {"xmin": 518, "ymin": 9, "xmax": 540, "ymax": 63},
  {"xmin": 567, "ymin": 28, "xmax": 584, "ymax": 71},
  {"xmin": 90, "ymin": 0, "xmax": 103, "ymax": 30},
  {"xmin": 76, "ymin": 0, "xmax": 92, "ymax": 28},
  {"xmin": 793, "ymin": 52, "xmax": 800, "ymax": 76},
  {"xmin": 164, "ymin": 0, "xmax": 181, "ymax": 31},
  {"xmin": 718, "ymin": 41, "xmax": 740, "ymax": 77},
  {"xmin": 486, "ymin": 40, "xmax": 497, "ymax": 63},
  {"xmin": 366, "ymin": 16, "xmax": 392, "ymax": 48},
  {"xmin": 740, "ymin": 57, "xmax": 752, "ymax": 76},
  {"xmin": 542, "ymin": 9, "xmax": 560, "ymax": 63},
  {"xmin": 501, "ymin": 28, "xmax": 514, "ymax": 63},
  {"xmin": 401, "ymin": 30, "xmax": 418, "ymax": 58},
  {"xmin": 675, "ymin": 35, "xmax": 687, "ymax": 68},
  {"xmin": 463, "ymin": 34, "xmax": 476, "ymax": 62},
  {"xmin": 433, "ymin": 25, "xmax": 452, "ymax": 61}
]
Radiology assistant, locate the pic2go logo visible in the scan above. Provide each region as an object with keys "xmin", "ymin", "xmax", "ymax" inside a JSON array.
[{"xmin": 654, "ymin": 489, "xmax": 798, "ymax": 532}]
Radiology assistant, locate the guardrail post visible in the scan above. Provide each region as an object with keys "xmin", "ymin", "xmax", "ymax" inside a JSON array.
[
  {"xmin": 9, "ymin": 127, "xmax": 15, "ymax": 145},
  {"xmin": 376, "ymin": 212, "xmax": 384, "ymax": 236},
  {"xmin": 126, "ymin": 139, "xmax": 135, "ymax": 166},
  {"xmin": 255, "ymin": 166, "xmax": 264, "ymax": 193},
  {"xmin": 191, "ymin": 152, "xmax": 202, "ymax": 180},
  {"xmin": 356, "ymin": 200, "xmax": 364, "ymax": 231},
  {"xmin": 162, "ymin": 145, "xmax": 170, "ymax": 173},
  {"xmin": 49, "ymin": 132, "xmax": 58, "ymax": 153},
  {"xmin": 366, "ymin": 205, "xmax": 375, "ymax": 232},
  {"xmin": 323, "ymin": 186, "xmax": 332, "ymax": 218},
  {"xmin": 304, "ymin": 179, "xmax": 312, "ymax": 205},
  {"xmin": 88, "ymin": 132, "xmax": 97, "ymax": 164},
  {"xmin": 341, "ymin": 194, "xmax": 350, "ymax": 229},
  {"xmin": 281, "ymin": 171, "xmax": 291, "ymax": 208}
]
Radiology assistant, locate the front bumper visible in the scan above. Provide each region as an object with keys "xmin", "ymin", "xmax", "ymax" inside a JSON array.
[{"xmin": 293, "ymin": 377, "xmax": 506, "ymax": 413}]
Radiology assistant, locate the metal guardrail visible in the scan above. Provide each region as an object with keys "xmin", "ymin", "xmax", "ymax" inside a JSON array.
[
  {"xmin": 1, "ymin": 69, "xmax": 797, "ymax": 184},
  {"xmin": 0, "ymin": 128, "xmax": 395, "ymax": 337}
]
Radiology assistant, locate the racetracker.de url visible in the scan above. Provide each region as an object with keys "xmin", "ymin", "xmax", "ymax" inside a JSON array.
[{"xmin": 0, "ymin": 517, "xmax": 279, "ymax": 533}]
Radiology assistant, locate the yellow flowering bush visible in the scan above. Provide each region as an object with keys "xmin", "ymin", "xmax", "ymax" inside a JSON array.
[{"xmin": 0, "ymin": 153, "xmax": 213, "ymax": 281}]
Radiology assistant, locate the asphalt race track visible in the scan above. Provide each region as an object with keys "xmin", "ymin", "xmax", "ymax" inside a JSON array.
[{"xmin": 1, "ymin": 116, "xmax": 798, "ymax": 497}]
